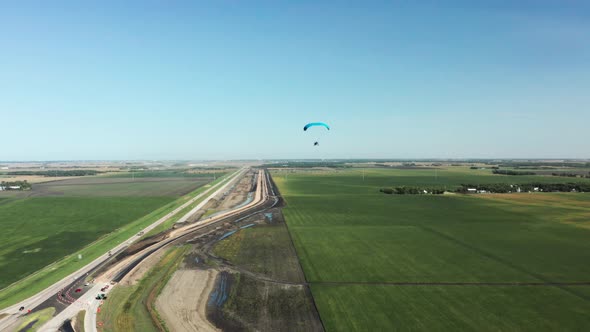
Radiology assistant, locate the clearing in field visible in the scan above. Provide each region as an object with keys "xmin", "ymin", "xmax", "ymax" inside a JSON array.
[{"xmin": 273, "ymin": 167, "xmax": 590, "ymax": 331}]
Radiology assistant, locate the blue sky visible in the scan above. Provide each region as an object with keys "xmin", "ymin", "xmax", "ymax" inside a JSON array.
[{"xmin": 1, "ymin": 1, "xmax": 589, "ymax": 160}]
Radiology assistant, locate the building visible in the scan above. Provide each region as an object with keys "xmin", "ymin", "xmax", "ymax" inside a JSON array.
[
  {"xmin": 467, "ymin": 188, "xmax": 477, "ymax": 193},
  {"xmin": 9, "ymin": 185, "xmax": 21, "ymax": 190}
]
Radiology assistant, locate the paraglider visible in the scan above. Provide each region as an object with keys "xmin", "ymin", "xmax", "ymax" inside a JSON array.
[
  {"xmin": 303, "ymin": 122, "xmax": 330, "ymax": 131},
  {"xmin": 304, "ymin": 122, "xmax": 330, "ymax": 146}
]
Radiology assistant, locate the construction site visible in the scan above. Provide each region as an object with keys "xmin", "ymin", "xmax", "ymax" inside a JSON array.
[{"xmin": 1, "ymin": 168, "xmax": 323, "ymax": 332}]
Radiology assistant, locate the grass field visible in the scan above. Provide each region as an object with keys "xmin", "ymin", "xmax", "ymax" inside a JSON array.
[
  {"xmin": 0, "ymin": 174, "xmax": 224, "ymax": 309},
  {"xmin": 273, "ymin": 168, "xmax": 590, "ymax": 331}
]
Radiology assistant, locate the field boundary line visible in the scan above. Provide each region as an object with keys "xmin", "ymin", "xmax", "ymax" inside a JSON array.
[
  {"xmin": 418, "ymin": 225, "xmax": 590, "ymax": 302},
  {"xmin": 267, "ymin": 172, "xmax": 327, "ymax": 332}
]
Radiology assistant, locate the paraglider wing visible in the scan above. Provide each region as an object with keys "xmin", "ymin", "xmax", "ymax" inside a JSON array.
[{"xmin": 303, "ymin": 122, "xmax": 330, "ymax": 131}]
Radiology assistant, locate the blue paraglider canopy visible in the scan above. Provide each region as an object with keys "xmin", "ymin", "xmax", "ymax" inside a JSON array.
[{"xmin": 303, "ymin": 122, "xmax": 330, "ymax": 131}]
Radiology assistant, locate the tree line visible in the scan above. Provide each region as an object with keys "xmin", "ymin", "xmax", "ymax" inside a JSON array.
[
  {"xmin": 456, "ymin": 183, "xmax": 590, "ymax": 193},
  {"xmin": 0, "ymin": 180, "xmax": 32, "ymax": 190},
  {"xmin": 380, "ymin": 182, "xmax": 590, "ymax": 195},
  {"xmin": 492, "ymin": 169, "xmax": 537, "ymax": 176},
  {"xmin": 551, "ymin": 172, "xmax": 590, "ymax": 179},
  {"xmin": 5, "ymin": 170, "xmax": 101, "ymax": 177},
  {"xmin": 380, "ymin": 187, "xmax": 446, "ymax": 195}
]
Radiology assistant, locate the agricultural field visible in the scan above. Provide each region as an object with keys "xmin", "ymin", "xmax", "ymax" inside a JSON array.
[
  {"xmin": 273, "ymin": 167, "xmax": 590, "ymax": 331},
  {"xmin": 0, "ymin": 174, "xmax": 215, "ymax": 308}
]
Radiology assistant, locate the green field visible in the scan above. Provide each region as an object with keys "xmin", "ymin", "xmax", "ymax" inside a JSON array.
[
  {"xmin": 0, "ymin": 174, "xmax": 222, "ymax": 308},
  {"xmin": 273, "ymin": 168, "xmax": 590, "ymax": 331},
  {"xmin": 311, "ymin": 285, "xmax": 590, "ymax": 331}
]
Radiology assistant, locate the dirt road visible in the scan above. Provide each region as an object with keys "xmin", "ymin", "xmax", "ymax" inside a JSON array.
[{"xmin": 156, "ymin": 269, "xmax": 220, "ymax": 332}]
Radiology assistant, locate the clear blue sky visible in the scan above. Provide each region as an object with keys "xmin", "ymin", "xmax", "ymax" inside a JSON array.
[{"xmin": 1, "ymin": 1, "xmax": 589, "ymax": 160}]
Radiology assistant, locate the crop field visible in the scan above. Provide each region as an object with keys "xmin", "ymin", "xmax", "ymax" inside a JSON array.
[
  {"xmin": 32, "ymin": 176, "xmax": 213, "ymax": 197},
  {"xmin": 0, "ymin": 175, "xmax": 214, "ymax": 308},
  {"xmin": 311, "ymin": 284, "xmax": 590, "ymax": 331},
  {"xmin": 273, "ymin": 168, "xmax": 590, "ymax": 331},
  {"xmin": 104, "ymin": 170, "xmax": 228, "ymax": 178}
]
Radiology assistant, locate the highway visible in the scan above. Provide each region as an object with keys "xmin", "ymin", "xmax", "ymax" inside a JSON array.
[
  {"xmin": 0, "ymin": 167, "xmax": 247, "ymax": 332},
  {"xmin": 36, "ymin": 168, "xmax": 273, "ymax": 331},
  {"xmin": 81, "ymin": 168, "xmax": 273, "ymax": 332}
]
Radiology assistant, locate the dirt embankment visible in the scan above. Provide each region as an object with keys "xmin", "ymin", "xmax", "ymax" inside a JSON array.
[
  {"xmin": 216, "ymin": 174, "xmax": 253, "ymax": 211},
  {"xmin": 156, "ymin": 269, "xmax": 220, "ymax": 332}
]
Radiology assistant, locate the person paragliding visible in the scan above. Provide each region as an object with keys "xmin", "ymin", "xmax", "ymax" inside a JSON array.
[{"xmin": 304, "ymin": 122, "xmax": 330, "ymax": 146}]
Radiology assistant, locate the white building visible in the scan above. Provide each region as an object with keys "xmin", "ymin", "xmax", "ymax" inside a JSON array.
[{"xmin": 467, "ymin": 188, "xmax": 477, "ymax": 193}]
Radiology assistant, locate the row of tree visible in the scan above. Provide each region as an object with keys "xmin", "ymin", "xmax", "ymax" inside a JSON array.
[
  {"xmin": 263, "ymin": 162, "xmax": 352, "ymax": 168},
  {"xmin": 456, "ymin": 183, "xmax": 590, "ymax": 193},
  {"xmin": 492, "ymin": 169, "xmax": 537, "ymax": 176},
  {"xmin": 381, "ymin": 182, "xmax": 590, "ymax": 195},
  {"xmin": 380, "ymin": 187, "xmax": 446, "ymax": 195},
  {"xmin": 499, "ymin": 162, "xmax": 590, "ymax": 168},
  {"xmin": 551, "ymin": 172, "xmax": 590, "ymax": 178},
  {"xmin": 5, "ymin": 170, "xmax": 101, "ymax": 177},
  {"xmin": 0, "ymin": 180, "xmax": 32, "ymax": 190}
]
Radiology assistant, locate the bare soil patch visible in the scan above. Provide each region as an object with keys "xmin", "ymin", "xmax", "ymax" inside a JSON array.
[{"xmin": 156, "ymin": 269, "xmax": 220, "ymax": 332}]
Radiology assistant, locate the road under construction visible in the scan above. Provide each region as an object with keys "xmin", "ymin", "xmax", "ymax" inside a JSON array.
[{"xmin": 0, "ymin": 167, "xmax": 279, "ymax": 332}]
